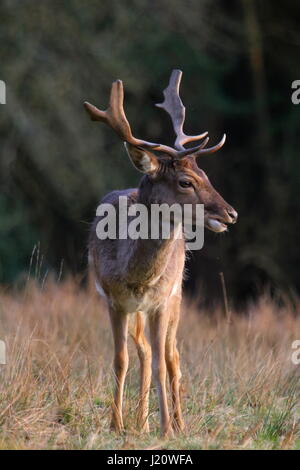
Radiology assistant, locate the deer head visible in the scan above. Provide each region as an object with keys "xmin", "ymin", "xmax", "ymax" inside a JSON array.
[{"xmin": 84, "ymin": 70, "xmax": 237, "ymax": 233}]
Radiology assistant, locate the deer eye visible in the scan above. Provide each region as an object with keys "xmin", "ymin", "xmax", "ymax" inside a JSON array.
[{"xmin": 179, "ymin": 180, "xmax": 192, "ymax": 189}]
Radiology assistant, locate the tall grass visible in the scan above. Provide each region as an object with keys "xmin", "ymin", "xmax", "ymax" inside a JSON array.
[{"xmin": 0, "ymin": 278, "xmax": 299, "ymax": 449}]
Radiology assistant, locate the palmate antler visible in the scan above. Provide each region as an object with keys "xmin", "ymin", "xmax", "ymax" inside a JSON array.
[
  {"xmin": 84, "ymin": 70, "xmax": 226, "ymax": 159},
  {"xmin": 156, "ymin": 69, "xmax": 226, "ymax": 156}
]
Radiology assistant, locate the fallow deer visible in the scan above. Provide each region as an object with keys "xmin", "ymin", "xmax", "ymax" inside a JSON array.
[{"xmin": 85, "ymin": 70, "xmax": 237, "ymax": 437}]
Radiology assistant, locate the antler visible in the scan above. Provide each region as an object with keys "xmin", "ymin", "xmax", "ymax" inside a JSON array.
[
  {"xmin": 84, "ymin": 80, "xmax": 160, "ymax": 150},
  {"xmin": 156, "ymin": 69, "xmax": 226, "ymax": 157},
  {"xmin": 84, "ymin": 70, "xmax": 226, "ymax": 159},
  {"xmin": 84, "ymin": 80, "xmax": 191, "ymax": 158},
  {"xmin": 156, "ymin": 70, "xmax": 207, "ymax": 150},
  {"xmin": 84, "ymin": 77, "xmax": 213, "ymax": 159}
]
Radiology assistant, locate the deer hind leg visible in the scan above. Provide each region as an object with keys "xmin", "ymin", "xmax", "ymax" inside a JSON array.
[
  {"xmin": 109, "ymin": 307, "xmax": 129, "ymax": 433},
  {"xmin": 165, "ymin": 300, "xmax": 185, "ymax": 432},
  {"xmin": 149, "ymin": 309, "xmax": 172, "ymax": 437},
  {"xmin": 130, "ymin": 311, "xmax": 152, "ymax": 433}
]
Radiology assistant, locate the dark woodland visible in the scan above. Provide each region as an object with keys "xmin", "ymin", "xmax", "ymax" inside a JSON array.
[{"xmin": 1, "ymin": 0, "xmax": 300, "ymax": 307}]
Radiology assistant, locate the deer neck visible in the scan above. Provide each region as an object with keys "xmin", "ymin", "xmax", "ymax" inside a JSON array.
[{"xmin": 124, "ymin": 177, "xmax": 184, "ymax": 285}]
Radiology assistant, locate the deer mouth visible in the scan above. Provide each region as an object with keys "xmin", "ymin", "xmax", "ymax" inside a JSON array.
[{"xmin": 206, "ymin": 217, "xmax": 228, "ymax": 233}]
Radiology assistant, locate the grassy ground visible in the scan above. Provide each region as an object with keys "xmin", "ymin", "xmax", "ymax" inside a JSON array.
[{"xmin": 0, "ymin": 278, "xmax": 299, "ymax": 450}]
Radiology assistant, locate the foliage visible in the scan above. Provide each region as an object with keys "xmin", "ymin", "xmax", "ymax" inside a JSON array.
[
  {"xmin": 0, "ymin": 0, "xmax": 300, "ymax": 302},
  {"xmin": 0, "ymin": 279, "xmax": 299, "ymax": 449}
]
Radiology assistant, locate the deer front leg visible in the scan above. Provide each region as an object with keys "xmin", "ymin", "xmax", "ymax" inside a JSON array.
[
  {"xmin": 109, "ymin": 307, "xmax": 129, "ymax": 433},
  {"xmin": 165, "ymin": 301, "xmax": 185, "ymax": 432},
  {"xmin": 149, "ymin": 309, "xmax": 172, "ymax": 437},
  {"xmin": 130, "ymin": 312, "xmax": 152, "ymax": 433}
]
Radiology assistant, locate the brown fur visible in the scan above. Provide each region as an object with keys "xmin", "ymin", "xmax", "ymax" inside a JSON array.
[{"xmin": 89, "ymin": 151, "xmax": 237, "ymax": 436}]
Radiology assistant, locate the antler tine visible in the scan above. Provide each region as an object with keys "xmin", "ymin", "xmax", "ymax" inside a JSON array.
[
  {"xmin": 84, "ymin": 80, "xmax": 159, "ymax": 149},
  {"xmin": 156, "ymin": 69, "xmax": 208, "ymax": 151},
  {"xmin": 84, "ymin": 80, "xmax": 133, "ymax": 140},
  {"xmin": 84, "ymin": 80, "xmax": 184, "ymax": 157},
  {"xmin": 194, "ymin": 133, "xmax": 226, "ymax": 156},
  {"xmin": 175, "ymin": 136, "xmax": 209, "ymax": 158}
]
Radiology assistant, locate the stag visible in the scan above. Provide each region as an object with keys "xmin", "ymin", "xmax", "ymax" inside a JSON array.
[{"xmin": 85, "ymin": 70, "xmax": 237, "ymax": 436}]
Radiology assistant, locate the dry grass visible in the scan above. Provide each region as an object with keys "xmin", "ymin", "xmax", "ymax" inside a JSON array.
[{"xmin": 0, "ymin": 278, "xmax": 299, "ymax": 450}]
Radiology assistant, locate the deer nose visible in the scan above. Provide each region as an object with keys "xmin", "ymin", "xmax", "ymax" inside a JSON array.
[{"xmin": 227, "ymin": 208, "xmax": 238, "ymax": 224}]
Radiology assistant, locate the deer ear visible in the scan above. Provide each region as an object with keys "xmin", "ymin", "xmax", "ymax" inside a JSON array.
[{"xmin": 124, "ymin": 143, "xmax": 159, "ymax": 174}]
